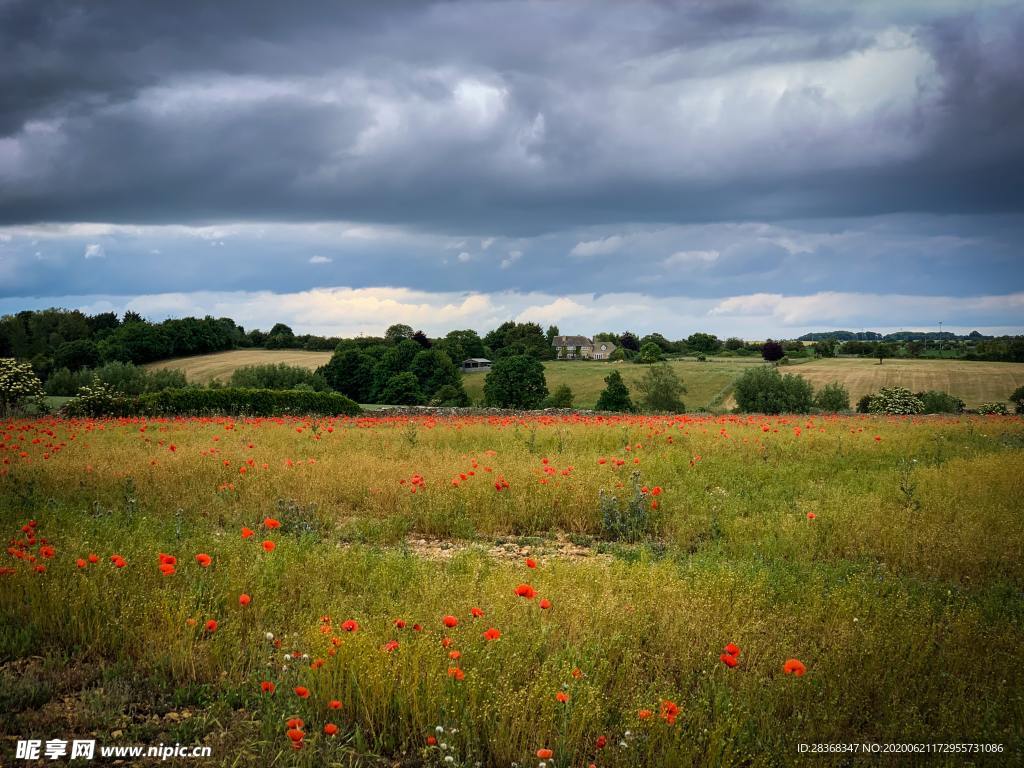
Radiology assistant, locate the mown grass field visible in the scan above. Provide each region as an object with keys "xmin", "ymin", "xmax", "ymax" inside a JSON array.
[
  {"xmin": 146, "ymin": 350, "xmax": 333, "ymax": 385},
  {"xmin": 1, "ymin": 413, "xmax": 1022, "ymax": 766}
]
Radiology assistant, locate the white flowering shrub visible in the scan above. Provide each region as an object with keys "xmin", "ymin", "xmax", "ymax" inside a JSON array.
[
  {"xmin": 0, "ymin": 358, "xmax": 46, "ymax": 416},
  {"xmin": 977, "ymin": 402, "xmax": 1009, "ymax": 415},
  {"xmin": 867, "ymin": 386, "xmax": 925, "ymax": 415},
  {"xmin": 63, "ymin": 379, "xmax": 121, "ymax": 417}
]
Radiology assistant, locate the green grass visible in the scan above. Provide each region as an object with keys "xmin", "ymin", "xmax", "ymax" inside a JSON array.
[{"xmin": 2, "ymin": 414, "xmax": 1022, "ymax": 766}]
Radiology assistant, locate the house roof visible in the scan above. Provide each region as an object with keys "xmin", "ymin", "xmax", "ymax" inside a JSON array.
[
  {"xmin": 462, "ymin": 357, "xmax": 491, "ymax": 363},
  {"xmin": 552, "ymin": 335, "xmax": 592, "ymax": 346},
  {"xmin": 593, "ymin": 341, "xmax": 617, "ymax": 352}
]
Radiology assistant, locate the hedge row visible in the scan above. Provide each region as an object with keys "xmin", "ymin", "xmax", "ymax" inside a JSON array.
[{"xmin": 63, "ymin": 387, "xmax": 361, "ymax": 417}]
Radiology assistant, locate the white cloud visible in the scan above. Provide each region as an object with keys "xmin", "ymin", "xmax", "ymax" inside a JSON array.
[
  {"xmin": 457, "ymin": 251, "xmax": 472, "ymax": 263},
  {"xmin": 500, "ymin": 250, "xmax": 522, "ymax": 269},
  {"xmin": 309, "ymin": 255, "xmax": 332, "ymax": 264},
  {"xmin": 83, "ymin": 243, "xmax": 105, "ymax": 259},
  {"xmin": 662, "ymin": 250, "xmax": 719, "ymax": 268},
  {"xmin": 570, "ymin": 235, "xmax": 625, "ymax": 257}
]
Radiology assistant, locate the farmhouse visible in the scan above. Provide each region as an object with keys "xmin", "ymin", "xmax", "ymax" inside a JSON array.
[
  {"xmin": 552, "ymin": 335, "xmax": 617, "ymax": 360},
  {"xmin": 460, "ymin": 357, "xmax": 492, "ymax": 372}
]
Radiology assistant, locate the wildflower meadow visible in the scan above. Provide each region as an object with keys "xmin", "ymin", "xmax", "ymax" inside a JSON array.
[{"xmin": 2, "ymin": 412, "xmax": 1022, "ymax": 766}]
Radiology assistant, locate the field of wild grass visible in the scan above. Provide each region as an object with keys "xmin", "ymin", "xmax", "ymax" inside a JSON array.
[{"xmin": 1, "ymin": 413, "xmax": 1023, "ymax": 766}]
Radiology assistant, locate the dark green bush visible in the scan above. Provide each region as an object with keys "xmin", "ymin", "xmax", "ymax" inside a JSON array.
[
  {"xmin": 228, "ymin": 363, "xmax": 329, "ymax": 391},
  {"xmin": 915, "ymin": 390, "xmax": 965, "ymax": 414},
  {"xmin": 813, "ymin": 381, "xmax": 851, "ymax": 412},
  {"xmin": 733, "ymin": 365, "xmax": 813, "ymax": 414},
  {"xmin": 63, "ymin": 387, "xmax": 360, "ymax": 417}
]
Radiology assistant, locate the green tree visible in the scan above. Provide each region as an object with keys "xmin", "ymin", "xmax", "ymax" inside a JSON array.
[
  {"xmin": 724, "ymin": 337, "xmax": 745, "ymax": 351},
  {"xmin": 637, "ymin": 342, "xmax": 663, "ymax": 364},
  {"xmin": 318, "ymin": 348, "xmax": 376, "ymax": 403},
  {"xmin": 482, "ymin": 355, "xmax": 548, "ymax": 408},
  {"xmin": 687, "ymin": 332, "xmax": 721, "ymax": 354},
  {"xmin": 229, "ymin": 363, "xmax": 329, "ymax": 391},
  {"xmin": 429, "ymin": 384, "xmax": 470, "ymax": 407},
  {"xmin": 733, "ymin": 365, "xmax": 814, "ymax": 414},
  {"xmin": 385, "ymin": 324, "xmax": 415, "ymax": 344},
  {"xmin": 595, "ymin": 369, "xmax": 635, "ymax": 412},
  {"xmin": 378, "ymin": 372, "xmax": 426, "ymax": 405},
  {"xmin": 410, "ymin": 349, "xmax": 462, "ymax": 400},
  {"xmin": 53, "ymin": 339, "xmax": 100, "ymax": 371},
  {"xmin": 813, "ymin": 339, "xmax": 836, "ymax": 358},
  {"xmin": 542, "ymin": 384, "xmax": 574, "ymax": 408},
  {"xmin": 636, "ymin": 363, "xmax": 686, "ymax": 412},
  {"xmin": 875, "ymin": 342, "xmax": 893, "ymax": 364}
]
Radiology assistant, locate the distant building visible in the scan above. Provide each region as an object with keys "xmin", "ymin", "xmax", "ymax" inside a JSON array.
[
  {"xmin": 551, "ymin": 336, "xmax": 616, "ymax": 360},
  {"xmin": 461, "ymin": 357, "xmax": 492, "ymax": 372}
]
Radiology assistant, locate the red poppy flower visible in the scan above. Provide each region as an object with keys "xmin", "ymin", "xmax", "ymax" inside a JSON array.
[
  {"xmin": 286, "ymin": 728, "xmax": 304, "ymax": 743},
  {"xmin": 205, "ymin": 619, "xmax": 218, "ymax": 633},
  {"xmin": 555, "ymin": 691, "xmax": 569, "ymax": 703},
  {"xmin": 261, "ymin": 540, "xmax": 276, "ymax": 552},
  {"xmin": 447, "ymin": 667, "xmax": 465, "ymax": 681},
  {"xmin": 159, "ymin": 553, "xmax": 177, "ymax": 565},
  {"xmin": 525, "ymin": 557, "xmax": 537, "ymax": 569},
  {"xmin": 470, "ymin": 607, "xmax": 484, "ymax": 618},
  {"xmin": 427, "ymin": 736, "xmax": 437, "ymax": 746},
  {"xmin": 159, "ymin": 563, "xmax": 176, "ymax": 576},
  {"xmin": 448, "ymin": 650, "xmax": 461, "ymax": 660},
  {"xmin": 442, "ymin": 615, "xmax": 458, "ymax": 628},
  {"xmin": 76, "ymin": 558, "xmax": 87, "ymax": 569},
  {"xmin": 286, "ymin": 718, "xmax": 304, "ymax": 729},
  {"xmin": 328, "ymin": 699, "xmax": 342, "ymax": 710},
  {"xmin": 660, "ymin": 700, "xmax": 680, "ymax": 724},
  {"xmin": 807, "ymin": 512, "xmax": 816, "ymax": 520},
  {"xmin": 195, "ymin": 553, "xmax": 212, "ymax": 567},
  {"xmin": 88, "ymin": 553, "xmax": 99, "ymax": 564},
  {"xmin": 294, "ymin": 686, "xmax": 310, "ymax": 699},
  {"xmin": 638, "ymin": 709, "xmax": 653, "ymax": 720},
  {"xmin": 413, "ymin": 624, "xmax": 422, "ymax": 632},
  {"xmin": 783, "ymin": 658, "xmax": 807, "ymax": 676},
  {"xmin": 263, "ymin": 517, "xmax": 281, "ymax": 529},
  {"xmin": 572, "ymin": 667, "xmax": 583, "ymax": 679},
  {"xmin": 394, "ymin": 619, "xmax": 406, "ymax": 629},
  {"xmin": 323, "ymin": 723, "xmax": 339, "ymax": 736},
  {"xmin": 341, "ymin": 619, "xmax": 358, "ymax": 632},
  {"xmin": 241, "ymin": 527, "xmax": 254, "ymax": 539},
  {"xmin": 720, "ymin": 653, "xmax": 738, "ymax": 668},
  {"xmin": 514, "ymin": 583, "xmax": 536, "ymax": 599},
  {"xmin": 483, "ymin": 628, "xmax": 501, "ymax": 641},
  {"xmin": 596, "ymin": 735, "xmax": 607, "ymax": 749},
  {"xmin": 723, "ymin": 643, "xmax": 740, "ymax": 657},
  {"xmin": 383, "ymin": 640, "xmax": 399, "ymax": 653},
  {"xmin": 441, "ymin": 636, "xmax": 453, "ymax": 648},
  {"xmin": 539, "ymin": 598, "xmax": 551, "ymax": 609},
  {"xmin": 260, "ymin": 681, "xmax": 275, "ymax": 694},
  {"xmin": 537, "ymin": 749, "xmax": 553, "ymax": 759},
  {"xmin": 239, "ymin": 593, "xmax": 251, "ymax": 606}
]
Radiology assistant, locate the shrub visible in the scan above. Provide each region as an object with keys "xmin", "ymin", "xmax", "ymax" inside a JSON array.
[
  {"xmin": 813, "ymin": 381, "xmax": 850, "ymax": 412},
  {"xmin": 856, "ymin": 394, "xmax": 873, "ymax": 413},
  {"xmin": 429, "ymin": 383, "xmax": 470, "ymax": 407},
  {"xmin": 636, "ymin": 363, "xmax": 686, "ymax": 413},
  {"xmin": 867, "ymin": 387, "xmax": 924, "ymax": 415},
  {"xmin": 63, "ymin": 380, "xmax": 126, "ymax": 418},
  {"xmin": 732, "ymin": 365, "xmax": 813, "ymax": 414},
  {"xmin": 228, "ymin": 363, "xmax": 329, "ymax": 391},
  {"xmin": 1010, "ymin": 386, "xmax": 1024, "ymax": 415},
  {"xmin": 62, "ymin": 387, "xmax": 360, "ymax": 417},
  {"xmin": 915, "ymin": 390, "xmax": 965, "ymax": 414},
  {"xmin": 595, "ymin": 370, "xmax": 635, "ymax": 412},
  {"xmin": 483, "ymin": 355, "xmax": 548, "ymax": 409},
  {"xmin": 542, "ymin": 384, "xmax": 575, "ymax": 409},
  {"xmin": 0, "ymin": 358, "xmax": 46, "ymax": 416},
  {"xmin": 49, "ymin": 362, "xmax": 189, "ymax": 396},
  {"xmin": 977, "ymin": 402, "xmax": 1009, "ymax": 415}
]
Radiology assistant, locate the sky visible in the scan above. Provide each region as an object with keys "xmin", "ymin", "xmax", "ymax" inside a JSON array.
[{"xmin": 1, "ymin": 0, "xmax": 1022, "ymax": 338}]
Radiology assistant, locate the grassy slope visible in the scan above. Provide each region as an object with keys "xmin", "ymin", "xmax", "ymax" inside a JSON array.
[{"xmin": 1, "ymin": 414, "xmax": 1022, "ymax": 765}]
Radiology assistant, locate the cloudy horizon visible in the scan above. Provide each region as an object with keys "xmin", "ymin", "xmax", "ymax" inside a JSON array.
[{"xmin": 1, "ymin": 0, "xmax": 1022, "ymax": 337}]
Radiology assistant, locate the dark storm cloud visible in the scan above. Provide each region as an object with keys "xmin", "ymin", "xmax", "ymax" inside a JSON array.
[{"xmin": 2, "ymin": 0, "xmax": 1022, "ymax": 233}]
